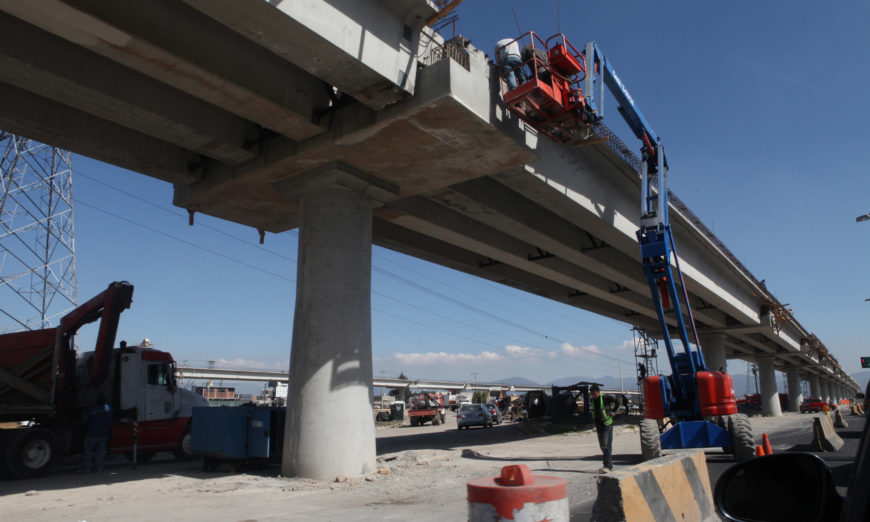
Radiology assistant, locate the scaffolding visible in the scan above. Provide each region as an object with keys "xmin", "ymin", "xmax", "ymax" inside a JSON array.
[
  {"xmin": 0, "ymin": 132, "xmax": 77, "ymax": 333},
  {"xmin": 632, "ymin": 327, "xmax": 660, "ymax": 389}
]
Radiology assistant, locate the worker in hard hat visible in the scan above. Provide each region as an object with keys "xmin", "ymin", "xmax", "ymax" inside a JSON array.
[
  {"xmin": 495, "ymin": 37, "xmax": 525, "ymax": 90},
  {"xmin": 589, "ymin": 384, "xmax": 613, "ymax": 473}
]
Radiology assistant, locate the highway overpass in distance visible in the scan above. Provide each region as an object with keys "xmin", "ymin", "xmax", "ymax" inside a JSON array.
[{"xmin": 175, "ymin": 366, "xmax": 641, "ymax": 396}]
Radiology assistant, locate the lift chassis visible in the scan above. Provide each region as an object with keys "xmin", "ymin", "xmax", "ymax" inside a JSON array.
[{"xmin": 497, "ymin": 34, "xmax": 755, "ymax": 461}]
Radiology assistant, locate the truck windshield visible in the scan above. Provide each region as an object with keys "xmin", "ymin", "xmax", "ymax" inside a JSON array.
[{"xmin": 147, "ymin": 363, "xmax": 169, "ymax": 385}]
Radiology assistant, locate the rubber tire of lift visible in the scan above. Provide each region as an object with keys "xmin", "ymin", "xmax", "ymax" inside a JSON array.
[
  {"xmin": 4, "ymin": 428, "xmax": 58, "ymax": 479},
  {"xmin": 713, "ymin": 415, "xmax": 733, "ymax": 454},
  {"xmin": 728, "ymin": 413, "xmax": 755, "ymax": 462},
  {"xmin": 639, "ymin": 418, "xmax": 662, "ymax": 461}
]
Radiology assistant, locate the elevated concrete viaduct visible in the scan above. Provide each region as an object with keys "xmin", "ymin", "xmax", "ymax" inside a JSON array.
[{"xmin": 0, "ymin": 0, "xmax": 859, "ymax": 478}]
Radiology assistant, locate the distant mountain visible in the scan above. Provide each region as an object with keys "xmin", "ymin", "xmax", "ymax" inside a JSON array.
[
  {"xmin": 494, "ymin": 376, "xmax": 540, "ymax": 386},
  {"xmin": 850, "ymin": 371, "xmax": 870, "ymax": 393}
]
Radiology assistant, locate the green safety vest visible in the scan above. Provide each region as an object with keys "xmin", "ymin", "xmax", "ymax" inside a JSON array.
[{"xmin": 591, "ymin": 395, "xmax": 613, "ymax": 426}]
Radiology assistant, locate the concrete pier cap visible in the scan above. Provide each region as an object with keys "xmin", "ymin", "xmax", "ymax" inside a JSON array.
[{"xmin": 276, "ymin": 161, "xmax": 398, "ymax": 480}]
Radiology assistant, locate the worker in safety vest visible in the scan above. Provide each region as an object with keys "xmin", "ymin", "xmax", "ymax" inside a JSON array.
[
  {"xmin": 589, "ymin": 384, "xmax": 613, "ymax": 473},
  {"xmin": 495, "ymin": 38, "xmax": 525, "ymax": 90}
]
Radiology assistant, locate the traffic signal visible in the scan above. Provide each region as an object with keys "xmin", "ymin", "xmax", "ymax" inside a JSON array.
[{"xmin": 862, "ymin": 357, "xmax": 870, "ymax": 368}]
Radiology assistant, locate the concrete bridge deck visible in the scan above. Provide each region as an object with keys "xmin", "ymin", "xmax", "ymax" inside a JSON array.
[{"xmin": 0, "ymin": 0, "xmax": 858, "ymax": 478}]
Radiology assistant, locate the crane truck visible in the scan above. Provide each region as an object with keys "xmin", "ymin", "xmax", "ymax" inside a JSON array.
[
  {"xmin": 497, "ymin": 33, "xmax": 755, "ymax": 461},
  {"xmin": 408, "ymin": 392, "xmax": 446, "ymax": 426},
  {"xmin": 0, "ymin": 281, "xmax": 208, "ymax": 478}
]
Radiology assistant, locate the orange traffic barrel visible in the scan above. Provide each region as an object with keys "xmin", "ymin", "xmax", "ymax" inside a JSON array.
[{"xmin": 467, "ymin": 464, "xmax": 568, "ymax": 521}]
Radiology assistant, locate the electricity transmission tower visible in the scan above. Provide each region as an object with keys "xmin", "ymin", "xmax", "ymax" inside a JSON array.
[{"xmin": 0, "ymin": 132, "xmax": 77, "ymax": 333}]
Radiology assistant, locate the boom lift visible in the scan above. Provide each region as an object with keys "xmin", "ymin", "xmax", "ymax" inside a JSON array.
[{"xmin": 498, "ymin": 35, "xmax": 755, "ymax": 461}]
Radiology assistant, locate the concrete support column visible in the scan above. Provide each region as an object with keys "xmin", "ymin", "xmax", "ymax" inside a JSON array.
[
  {"xmin": 809, "ymin": 374, "xmax": 821, "ymax": 399},
  {"xmin": 820, "ymin": 380, "xmax": 830, "ymax": 403},
  {"xmin": 786, "ymin": 368, "xmax": 803, "ymax": 412},
  {"xmin": 396, "ymin": 387, "xmax": 407, "ymax": 403},
  {"xmin": 756, "ymin": 356, "xmax": 782, "ymax": 417},
  {"xmin": 282, "ymin": 186, "xmax": 376, "ymax": 480},
  {"xmin": 699, "ymin": 333, "xmax": 727, "ymax": 374}
]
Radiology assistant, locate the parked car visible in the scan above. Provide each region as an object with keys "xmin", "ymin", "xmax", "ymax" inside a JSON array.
[
  {"xmin": 800, "ymin": 397, "xmax": 831, "ymax": 413},
  {"xmin": 457, "ymin": 403, "xmax": 492, "ymax": 430},
  {"xmin": 486, "ymin": 402, "xmax": 503, "ymax": 424}
]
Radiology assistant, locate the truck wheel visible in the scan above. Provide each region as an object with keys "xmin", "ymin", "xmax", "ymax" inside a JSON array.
[
  {"xmin": 4, "ymin": 428, "xmax": 58, "ymax": 479},
  {"xmin": 639, "ymin": 419, "xmax": 661, "ymax": 461},
  {"xmin": 173, "ymin": 428, "xmax": 195, "ymax": 460},
  {"xmin": 432, "ymin": 416, "xmax": 440, "ymax": 426},
  {"xmin": 728, "ymin": 414, "xmax": 755, "ymax": 462}
]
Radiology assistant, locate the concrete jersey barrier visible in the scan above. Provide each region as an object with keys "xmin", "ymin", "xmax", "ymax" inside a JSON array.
[
  {"xmin": 811, "ymin": 414, "xmax": 845, "ymax": 452},
  {"xmin": 591, "ymin": 450, "xmax": 716, "ymax": 522},
  {"xmin": 834, "ymin": 408, "xmax": 849, "ymax": 428}
]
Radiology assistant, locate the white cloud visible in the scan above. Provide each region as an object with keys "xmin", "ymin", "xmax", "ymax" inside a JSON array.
[
  {"xmin": 213, "ymin": 358, "xmax": 288, "ymax": 371},
  {"xmin": 559, "ymin": 342, "xmax": 602, "ymax": 356},
  {"xmin": 504, "ymin": 345, "xmax": 549, "ymax": 358},
  {"xmin": 390, "ymin": 350, "xmax": 503, "ymax": 366},
  {"xmin": 619, "ymin": 339, "xmax": 634, "ymax": 350}
]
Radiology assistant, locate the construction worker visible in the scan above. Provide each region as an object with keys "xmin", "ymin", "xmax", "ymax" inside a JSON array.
[
  {"xmin": 81, "ymin": 392, "xmax": 112, "ymax": 473},
  {"xmin": 589, "ymin": 384, "xmax": 613, "ymax": 472},
  {"xmin": 521, "ymin": 44, "xmax": 550, "ymax": 84},
  {"xmin": 495, "ymin": 37, "xmax": 525, "ymax": 90}
]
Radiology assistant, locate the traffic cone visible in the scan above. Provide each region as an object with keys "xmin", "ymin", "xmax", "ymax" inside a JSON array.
[
  {"xmin": 762, "ymin": 433, "xmax": 773, "ymax": 455},
  {"xmin": 755, "ymin": 445, "xmax": 765, "ymax": 457}
]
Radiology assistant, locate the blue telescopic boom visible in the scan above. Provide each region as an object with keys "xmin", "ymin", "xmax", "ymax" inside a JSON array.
[{"xmin": 581, "ymin": 41, "xmax": 706, "ymax": 409}]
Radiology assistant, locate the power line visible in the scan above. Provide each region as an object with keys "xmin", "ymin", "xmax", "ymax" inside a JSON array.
[
  {"xmin": 76, "ymin": 169, "xmax": 634, "ymax": 368},
  {"xmin": 373, "ymin": 251, "xmax": 631, "ymax": 346},
  {"xmin": 77, "ymin": 198, "xmax": 626, "ymax": 374},
  {"xmin": 77, "ymin": 200, "xmax": 296, "ymax": 283}
]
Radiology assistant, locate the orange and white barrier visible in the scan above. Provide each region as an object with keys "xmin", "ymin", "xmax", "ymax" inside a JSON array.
[{"xmin": 467, "ymin": 464, "xmax": 568, "ymax": 522}]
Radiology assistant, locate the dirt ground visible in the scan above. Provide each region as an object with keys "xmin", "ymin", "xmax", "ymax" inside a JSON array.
[{"xmin": 0, "ymin": 412, "xmax": 816, "ymax": 521}]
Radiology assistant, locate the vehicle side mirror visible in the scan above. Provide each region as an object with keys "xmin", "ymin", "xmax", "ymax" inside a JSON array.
[{"xmin": 714, "ymin": 453, "xmax": 842, "ymax": 522}]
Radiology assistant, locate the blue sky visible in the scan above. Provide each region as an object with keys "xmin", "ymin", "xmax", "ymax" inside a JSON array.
[{"xmin": 11, "ymin": 1, "xmax": 870, "ymax": 390}]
